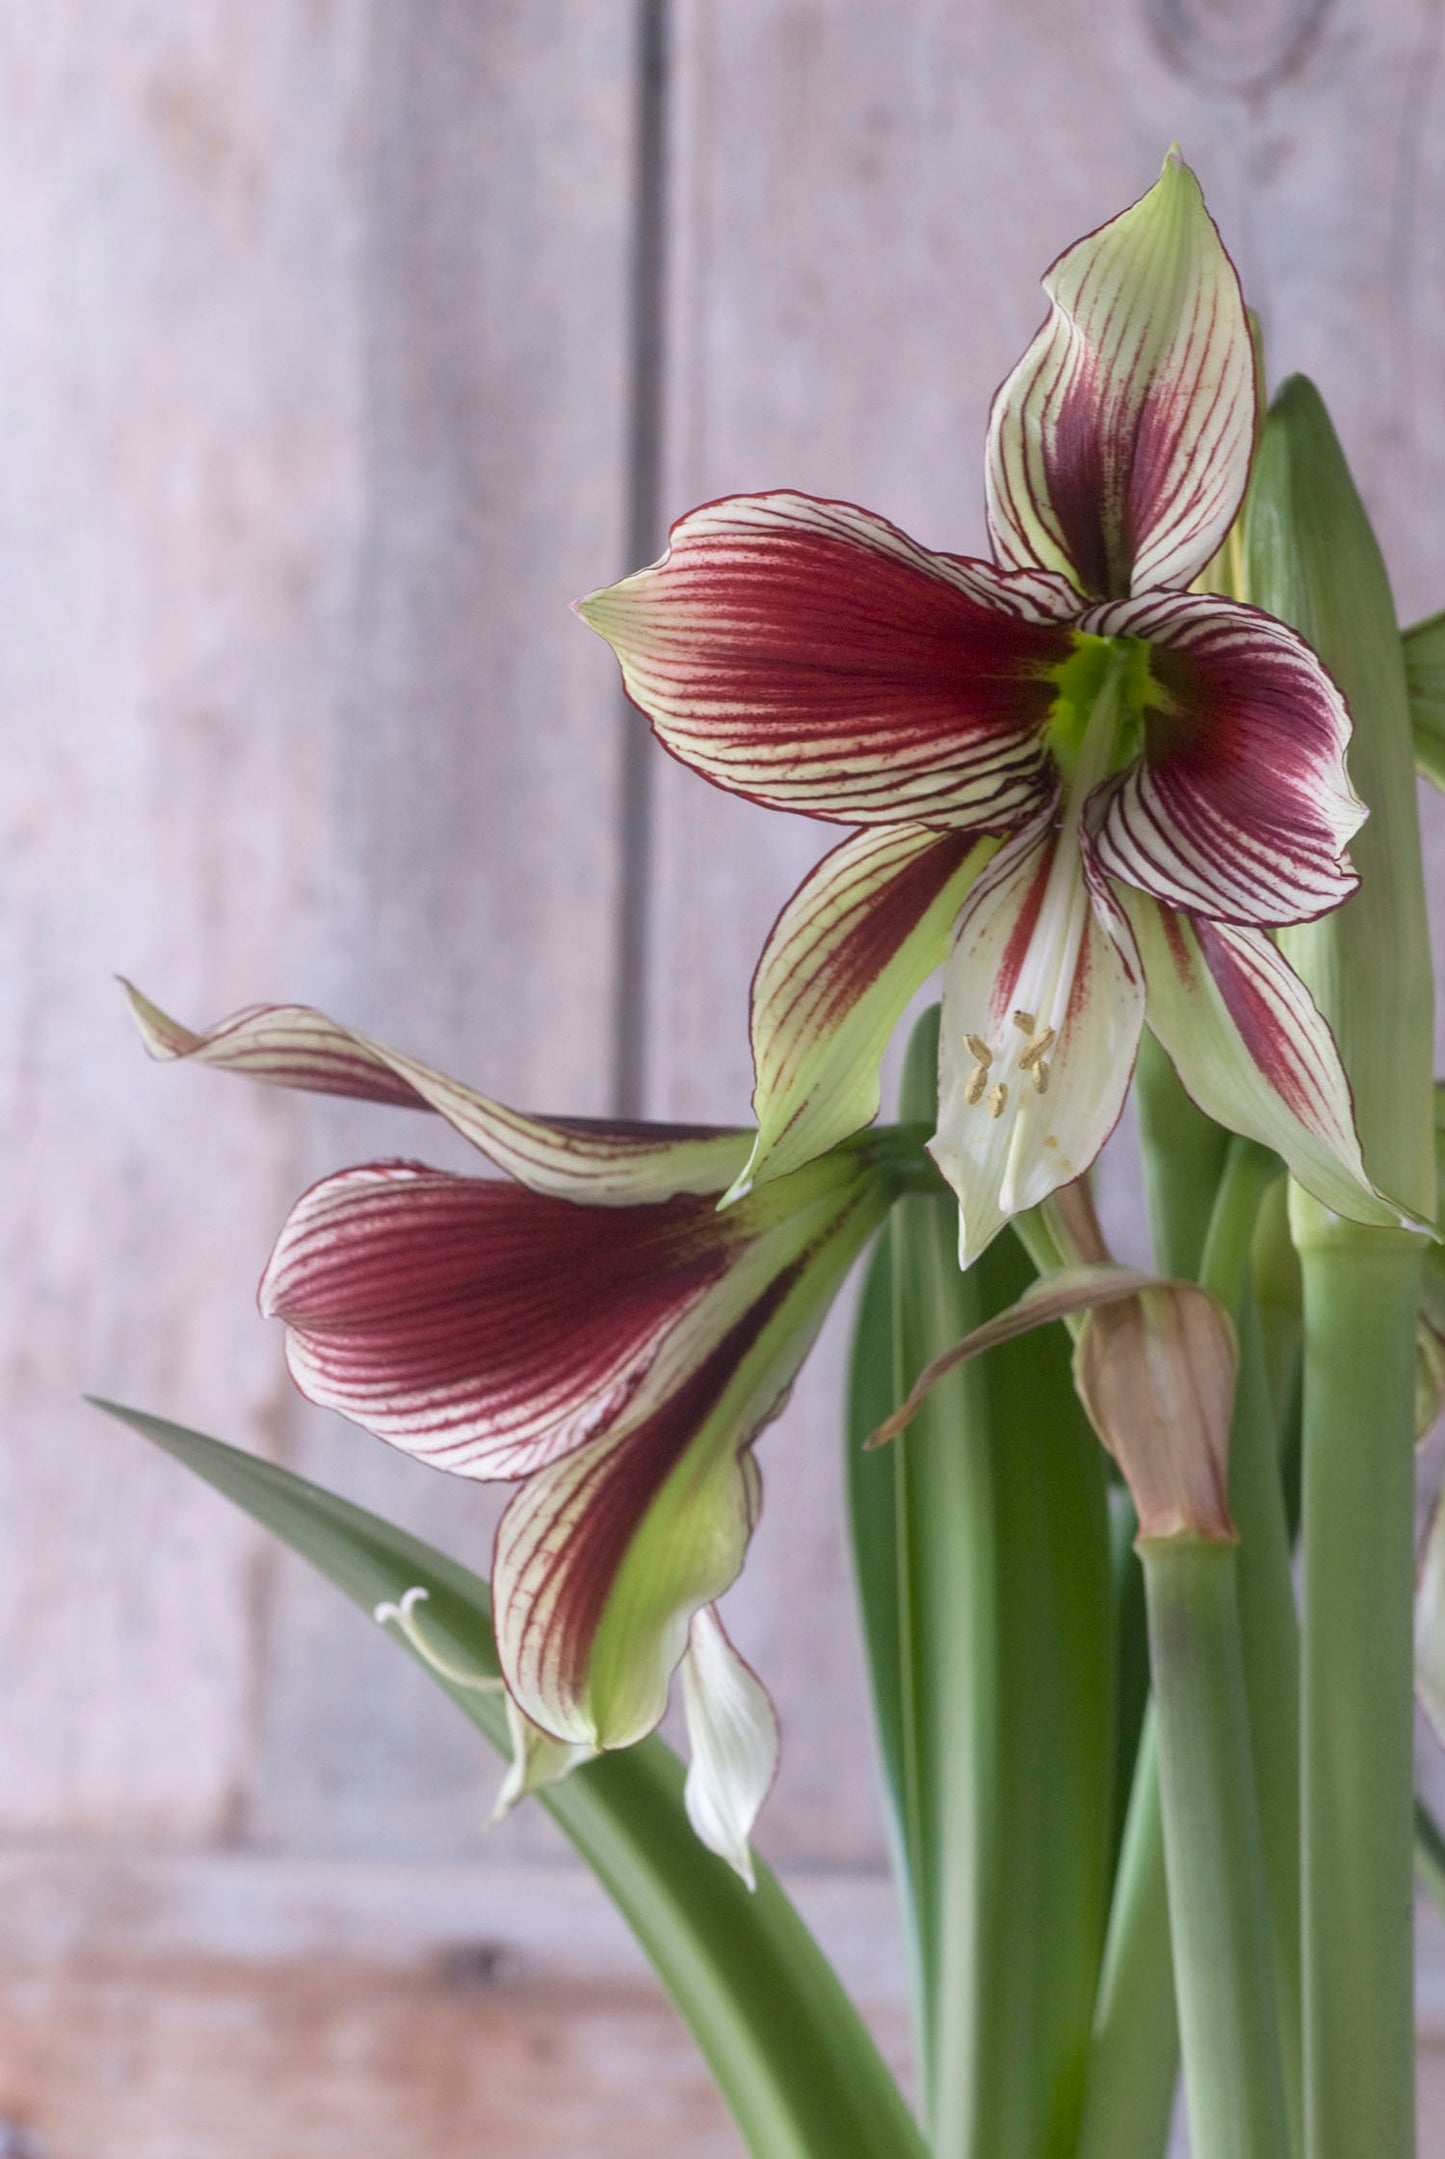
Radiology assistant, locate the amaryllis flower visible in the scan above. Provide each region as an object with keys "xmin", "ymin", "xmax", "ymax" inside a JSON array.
[
  {"xmin": 125, "ymin": 986, "xmax": 908, "ymax": 1880},
  {"xmin": 579, "ymin": 152, "xmax": 1408, "ymax": 1261}
]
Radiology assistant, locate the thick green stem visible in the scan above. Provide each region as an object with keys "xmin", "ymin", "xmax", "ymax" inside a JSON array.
[
  {"xmin": 1141, "ymin": 1538, "xmax": 1292, "ymax": 2159},
  {"xmin": 1295, "ymin": 1210, "xmax": 1421, "ymax": 2159},
  {"xmin": 1201, "ymin": 1146, "xmax": 1304, "ymax": 2156},
  {"xmin": 872, "ymin": 1011, "xmax": 1114, "ymax": 2159},
  {"xmin": 1073, "ymin": 1708, "xmax": 1179, "ymax": 2159},
  {"xmin": 1226, "ymin": 1290, "xmax": 1303, "ymax": 2156},
  {"xmin": 1073, "ymin": 1033, "xmax": 1229, "ymax": 2157}
]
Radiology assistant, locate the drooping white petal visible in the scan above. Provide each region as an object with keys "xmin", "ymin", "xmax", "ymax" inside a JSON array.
[
  {"xmin": 932, "ymin": 814, "xmax": 1145, "ymax": 1265},
  {"xmin": 680, "ymin": 1605, "xmax": 780, "ymax": 1889}
]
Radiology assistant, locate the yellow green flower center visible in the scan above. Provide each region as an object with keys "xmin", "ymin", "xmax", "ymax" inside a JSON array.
[{"xmin": 1044, "ymin": 631, "xmax": 1154, "ymax": 787}]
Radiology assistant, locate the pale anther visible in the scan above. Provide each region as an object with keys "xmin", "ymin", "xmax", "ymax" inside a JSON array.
[
  {"xmin": 1012, "ymin": 1010, "xmax": 1036, "ymax": 1035},
  {"xmin": 965, "ymin": 1064, "xmax": 989, "ymax": 1106},
  {"xmin": 1019, "ymin": 1027, "xmax": 1056, "ymax": 1071},
  {"xmin": 1031, "ymin": 1060, "xmax": 1050, "ymax": 1095},
  {"xmin": 988, "ymin": 1082, "xmax": 1008, "ymax": 1119},
  {"xmin": 964, "ymin": 1032, "xmax": 992, "ymax": 1065}
]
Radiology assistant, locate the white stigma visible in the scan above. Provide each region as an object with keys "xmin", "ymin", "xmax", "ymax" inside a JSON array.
[{"xmin": 374, "ymin": 1584, "xmax": 505, "ymax": 1695}]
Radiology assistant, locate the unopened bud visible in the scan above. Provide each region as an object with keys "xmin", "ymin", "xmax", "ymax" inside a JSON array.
[{"xmin": 1074, "ymin": 1285, "xmax": 1238, "ymax": 1544}]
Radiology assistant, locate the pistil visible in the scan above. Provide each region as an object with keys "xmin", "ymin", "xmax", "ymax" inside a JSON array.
[{"xmin": 958, "ymin": 647, "xmax": 1130, "ymax": 1183}]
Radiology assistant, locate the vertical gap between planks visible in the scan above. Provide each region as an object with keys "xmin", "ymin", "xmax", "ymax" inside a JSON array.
[{"xmin": 612, "ymin": 0, "xmax": 671, "ymax": 1118}]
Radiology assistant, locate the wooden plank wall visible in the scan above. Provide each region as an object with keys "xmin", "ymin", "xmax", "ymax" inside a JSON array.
[{"xmin": 4, "ymin": 0, "xmax": 1445, "ymax": 2148}]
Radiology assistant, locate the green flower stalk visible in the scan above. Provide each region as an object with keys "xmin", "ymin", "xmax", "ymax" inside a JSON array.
[{"xmin": 1241, "ymin": 376, "xmax": 1435, "ymax": 2159}]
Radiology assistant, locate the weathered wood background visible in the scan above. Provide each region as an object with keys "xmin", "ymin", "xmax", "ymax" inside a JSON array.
[{"xmin": 6, "ymin": 0, "xmax": 1445, "ymax": 2148}]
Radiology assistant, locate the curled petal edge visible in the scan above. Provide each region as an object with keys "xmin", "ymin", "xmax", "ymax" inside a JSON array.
[{"xmin": 123, "ymin": 981, "xmax": 750, "ymax": 1202}]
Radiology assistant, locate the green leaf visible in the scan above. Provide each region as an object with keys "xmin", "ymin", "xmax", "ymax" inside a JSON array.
[
  {"xmin": 1403, "ymin": 610, "xmax": 1445, "ymax": 793},
  {"xmin": 1415, "ymin": 1797, "xmax": 1445, "ymax": 1916},
  {"xmin": 843, "ymin": 1008, "xmax": 1114, "ymax": 2159},
  {"xmin": 90, "ymin": 1399, "xmax": 926, "ymax": 2159},
  {"xmin": 1243, "ymin": 375, "xmax": 1435, "ymax": 1228},
  {"xmin": 844, "ymin": 1222, "xmax": 918, "ymax": 1979}
]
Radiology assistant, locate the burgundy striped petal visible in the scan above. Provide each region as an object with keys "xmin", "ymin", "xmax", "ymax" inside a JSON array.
[
  {"xmin": 125, "ymin": 983, "xmax": 751, "ymax": 1202},
  {"xmin": 577, "ymin": 492, "xmax": 1077, "ymax": 829},
  {"xmin": 491, "ymin": 1176, "xmax": 883, "ymax": 1749},
  {"xmin": 1121, "ymin": 892, "xmax": 1409, "ymax": 1229},
  {"xmin": 987, "ymin": 153, "xmax": 1255, "ymax": 599},
  {"xmin": 1084, "ymin": 590, "xmax": 1363, "ymax": 927},
  {"xmin": 260, "ymin": 1163, "xmax": 748, "ymax": 1479},
  {"xmin": 735, "ymin": 822, "xmax": 997, "ymax": 1194}
]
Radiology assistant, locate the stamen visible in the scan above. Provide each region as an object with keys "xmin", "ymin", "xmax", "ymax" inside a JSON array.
[
  {"xmin": 1012, "ymin": 1010, "xmax": 1036, "ymax": 1035},
  {"xmin": 964, "ymin": 1032, "xmax": 992, "ymax": 1065},
  {"xmin": 965, "ymin": 1064, "xmax": 989, "ymax": 1106},
  {"xmin": 374, "ymin": 1585, "xmax": 505, "ymax": 1695},
  {"xmin": 1031, "ymin": 1060, "xmax": 1050, "ymax": 1095},
  {"xmin": 1019, "ymin": 1027, "xmax": 1056, "ymax": 1071},
  {"xmin": 988, "ymin": 1082, "xmax": 1008, "ymax": 1119}
]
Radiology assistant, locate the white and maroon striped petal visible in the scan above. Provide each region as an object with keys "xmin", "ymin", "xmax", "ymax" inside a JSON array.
[
  {"xmin": 680, "ymin": 1605, "xmax": 779, "ymax": 1887},
  {"xmin": 492, "ymin": 1178, "xmax": 888, "ymax": 1748},
  {"xmin": 735, "ymin": 822, "xmax": 997, "ymax": 1196},
  {"xmin": 259, "ymin": 1163, "xmax": 747, "ymax": 1479},
  {"xmin": 932, "ymin": 813, "xmax": 1145, "ymax": 1264},
  {"xmin": 125, "ymin": 983, "xmax": 750, "ymax": 1202},
  {"xmin": 1121, "ymin": 892, "xmax": 1409, "ymax": 1228},
  {"xmin": 577, "ymin": 491, "xmax": 1077, "ymax": 829},
  {"xmin": 1085, "ymin": 591, "xmax": 1364, "ymax": 926},
  {"xmin": 987, "ymin": 153, "xmax": 1255, "ymax": 599}
]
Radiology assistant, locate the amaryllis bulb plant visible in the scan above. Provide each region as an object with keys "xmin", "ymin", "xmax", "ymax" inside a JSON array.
[{"xmin": 99, "ymin": 150, "xmax": 1445, "ymax": 2159}]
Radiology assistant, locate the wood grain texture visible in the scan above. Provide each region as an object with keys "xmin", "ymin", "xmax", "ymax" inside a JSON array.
[
  {"xmin": 0, "ymin": 0, "xmax": 375, "ymax": 1842},
  {"xmin": 646, "ymin": 0, "xmax": 1445, "ymax": 1864},
  {"xmin": 240, "ymin": 0, "xmax": 642, "ymax": 1868},
  {"xmin": 0, "ymin": 1852, "xmax": 909, "ymax": 2159},
  {"xmin": 0, "ymin": 0, "xmax": 634, "ymax": 1853},
  {"xmin": 0, "ymin": 1850, "xmax": 1440, "ymax": 2156}
]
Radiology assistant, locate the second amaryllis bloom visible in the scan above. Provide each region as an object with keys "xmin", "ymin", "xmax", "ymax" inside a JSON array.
[
  {"xmin": 125, "ymin": 986, "xmax": 910, "ymax": 1881},
  {"xmin": 579, "ymin": 152, "xmax": 1408, "ymax": 1261}
]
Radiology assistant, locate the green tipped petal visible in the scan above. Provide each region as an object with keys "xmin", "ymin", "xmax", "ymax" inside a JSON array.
[
  {"xmin": 987, "ymin": 150, "xmax": 1255, "ymax": 599},
  {"xmin": 732, "ymin": 823, "xmax": 995, "ymax": 1198}
]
